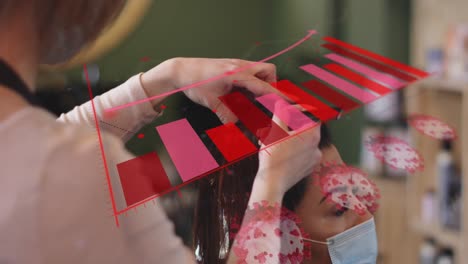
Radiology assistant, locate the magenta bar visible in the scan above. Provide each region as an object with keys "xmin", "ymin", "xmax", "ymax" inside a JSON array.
[
  {"xmin": 256, "ymin": 93, "xmax": 316, "ymax": 131},
  {"xmin": 325, "ymin": 53, "xmax": 406, "ymax": 89},
  {"xmin": 323, "ymin": 36, "xmax": 429, "ymax": 78},
  {"xmin": 300, "ymin": 64, "xmax": 377, "ymax": 103},
  {"xmin": 156, "ymin": 119, "xmax": 219, "ymax": 182}
]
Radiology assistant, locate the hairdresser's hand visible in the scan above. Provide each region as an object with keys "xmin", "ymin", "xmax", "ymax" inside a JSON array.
[
  {"xmin": 250, "ymin": 103, "xmax": 322, "ymax": 203},
  {"xmin": 146, "ymin": 57, "xmax": 279, "ymax": 123}
]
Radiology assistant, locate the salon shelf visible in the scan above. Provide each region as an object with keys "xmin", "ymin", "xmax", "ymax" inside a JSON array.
[
  {"xmin": 404, "ymin": 79, "xmax": 468, "ymax": 264},
  {"xmin": 413, "ymin": 77, "xmax": 468, "ymax": 92},
  {"xmin": 410, "ymin": 220, "xmax": 461, "ymax": 251}
]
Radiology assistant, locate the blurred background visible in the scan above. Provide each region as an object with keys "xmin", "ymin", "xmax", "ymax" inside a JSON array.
[{"xmin": 37, "ymin": 0, "xmax": 468, "ymax": 263}]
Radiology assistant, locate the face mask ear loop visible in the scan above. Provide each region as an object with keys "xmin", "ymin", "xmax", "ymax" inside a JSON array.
[{"xmin": 302, "ymin": 238, "xmax": 330, "ymax": 246}]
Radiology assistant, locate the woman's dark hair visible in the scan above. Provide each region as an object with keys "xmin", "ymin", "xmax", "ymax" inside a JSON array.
[{"xmin": 193, "ymin": 123, "xmax": 331, "ymax": 263}]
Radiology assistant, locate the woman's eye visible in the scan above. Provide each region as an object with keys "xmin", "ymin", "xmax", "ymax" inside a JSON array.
[{"xmin": 334, "ymin": 208, "xmax": 348, "ymax": 217}]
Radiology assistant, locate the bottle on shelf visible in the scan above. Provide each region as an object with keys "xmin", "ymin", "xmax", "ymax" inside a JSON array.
[
  {"xmin": 437, "ymin": 140, "xmax": 462, "ymax": 231},
  {"xmin": 420, "ymin": 237, "xmax": 437, "ymax": 264},
  {"xmin": 435, "ymin": 248, "xmax": 454, "ymax": 264},
  {"xmin": 421, "ymin": 188, "xmax": 437, "ymax": 225}
]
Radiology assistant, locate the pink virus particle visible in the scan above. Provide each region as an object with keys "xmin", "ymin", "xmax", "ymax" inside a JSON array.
[
  {"xmin": 140, "ymin": 56, "xmax": 151, "ymax": 62},
  {"xmin": 255, "ymin": 41, "xmax": 262, "ymax": 46},
  {"xmin": 313, "ymin": 163, "xmax": 380, "ymax": 215},
  {"xmin": 155, "ymin": 104, "xmax": 167, "ymax": 116},
  {"xmin": 408, "ymin": 114, "xmax": 457, "ymax": 140},
  {"xmin": 137, "ymin": 133, "xmax": 145, "ymax": 139},
  {"xmin": 365, "ymin": 136, "xmax": 424, "ymax": 173},
  {"xmin": 230, "ymin": 201, "xmax": 311, "ymax": 264}
]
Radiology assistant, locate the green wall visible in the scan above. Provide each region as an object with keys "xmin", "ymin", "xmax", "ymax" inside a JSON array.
[
  {"xmin": 65, "ymin": 0, "xmax": 409, "ymax": 165},
  {"xmin": 327, "ymin": 0, "xmax": 390, "ymax": 165},
  {"xmin": 67, "ymin": 0, "xmax": 279, "ymax": 82},
  {"xmin": 268, "ymin": 0, "xmax": 410, "ymax": 165}
]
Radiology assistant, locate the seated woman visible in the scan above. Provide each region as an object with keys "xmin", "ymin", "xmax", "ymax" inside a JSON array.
[{"xmin": 193, "ymin": 124, "xmax": 378, "ymax": 264}]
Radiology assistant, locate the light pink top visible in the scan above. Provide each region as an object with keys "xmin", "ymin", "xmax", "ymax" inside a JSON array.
[{"xmin": 0, "ymin": 75, "xmax": 195, "ymax": 263}]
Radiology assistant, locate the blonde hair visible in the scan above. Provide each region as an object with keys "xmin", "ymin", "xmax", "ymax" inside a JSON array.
[{"xmin": 0, "ymin": 0, "xmax": 126, "ymax": 55}]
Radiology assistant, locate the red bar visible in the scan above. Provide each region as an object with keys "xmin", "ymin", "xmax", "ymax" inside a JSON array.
[
  {"xmin": 271, "ymin": 80, "xmax": 339, "ymax": 121},
  {"xmin": 300, "ymin": 64, "xmax": 377, "ymax": 103},
  {"xmin": 206, "ymin": 123, "xmax": 258, "ymax": 162},
  {"xmin": 323, "ymin": 63, "xmax": 392, "ymax": 95},
  {"xmin": 117, "ymin": 152, "xmax": 172, "ymax": 206},
  {"xmin": 322, "ymin": 43, "xmax": 417, "ymax": 82},
  {"xmin": 323, "ymin": 36, "xmax": 429, "ymax": 78},
  {"xmin": 301, "ymin": 80, "xmax": 361, "ymax": 113},
  {"xmin": 219, "ymin": 91, "xmax": 289, "ymax": 145}
]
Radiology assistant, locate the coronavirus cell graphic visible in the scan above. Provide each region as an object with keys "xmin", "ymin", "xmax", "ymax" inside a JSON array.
[
  {"xmin": 231, "ymin": 201, "xmax": 311, "ymax": 264},
  {"xmin": 365, "ymin": 136, "xmax": 424, "ymax": 173},
  {"xmin": 408, "ymin": 114, "xmax": 457, "ymax": 140},
  {"xmin": 313, "ymin": 163, "xmax": 380, "ymax": 215}
]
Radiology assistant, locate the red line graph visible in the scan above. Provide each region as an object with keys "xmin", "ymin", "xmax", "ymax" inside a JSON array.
[
  {"xmin": 84, "ymin": 65, "xmax": 120, "ymax": 227},
  {"xmin": 105, "ymin": 30, "xmax": 317, "ymax": 113}
]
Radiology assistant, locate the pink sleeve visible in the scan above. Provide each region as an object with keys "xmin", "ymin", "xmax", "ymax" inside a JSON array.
[{"xmin": 57, "ymin": 74, "xmax": 161, "ymax": 142}]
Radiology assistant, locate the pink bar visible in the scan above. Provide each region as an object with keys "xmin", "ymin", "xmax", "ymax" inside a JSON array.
[
  {"xmin": 256, "ymin": 93, "xmax": 316, "ymax": 131},
  {"xmin": 325, "ymin": 53, "xmax": 407, "ymax": 89},
  {"xmin": 156, "ymin": 119, "xmax": 219, "ymax": 182},
  {"xmin": 300, "ymin": 64, "xmax": 377, "ymax": 103}
]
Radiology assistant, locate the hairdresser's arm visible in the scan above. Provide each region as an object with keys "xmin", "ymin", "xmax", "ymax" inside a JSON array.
[
  {"xmin": 226, "ymin": 121, "xmax": 322, "ymax": 264},
  {"xmin": 57, "ymin": 58, "xmax": 279, "ymax": 142},
  {"xmin": 56, "ymin": 61, "xmax": 173, "ymax": 142}
]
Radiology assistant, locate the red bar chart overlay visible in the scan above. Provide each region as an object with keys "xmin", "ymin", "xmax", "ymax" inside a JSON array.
[
  {"xmin": 219, "ymin": 91, "xmax": 289, "ymax": 145},
  {"xmin": 272, "ymin": 80, "xmax": 339, "ymax": 122},
  {"xmin": 301, "ymin": 80, "xmax": 360, "ymax": 113},
  {"xmin": 256, "ymin": 93, "xmax": 317, "ymax": 131},
  {"xmin": 300, "ymin": 64, "xmax": 377, "ymax": 103},
  {"xmin": 322, "ymin": 43, "xmax": 417, "ymax": 82},
  {"xmin": 90, "ymin": 33, "xmax": 430, "ymax": 225},
  {"xmin": 324, "ymin": 53, "xmax": 406, "ymax": 89},
  {"xmin": 323, "ymin": 36, "xmax": 429, "ymax": 78},
  {"xmin": 323, "ymin": 63, "xmax": 392, "ymax": 95},
  {"xmin": 117, "ymin": 152, "xmax": 172, "ymax": 206},
  {"xmin": 157, "ymin": 119, "xmax": 219, "ymax": 182},
  {"xmin": 206, "ymin": 123, "xmax": 258, "ymax": 162}
]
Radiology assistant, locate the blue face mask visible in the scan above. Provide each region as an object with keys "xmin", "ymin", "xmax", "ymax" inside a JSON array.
[{"xmin": 303, "ymin": 217, "xmax": 378, "ymax": 264}]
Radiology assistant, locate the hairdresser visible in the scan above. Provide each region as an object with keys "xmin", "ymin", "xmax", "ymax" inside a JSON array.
[{"xmin": 0, "ymin": 1, "xmax": 322, "ymax": 263}]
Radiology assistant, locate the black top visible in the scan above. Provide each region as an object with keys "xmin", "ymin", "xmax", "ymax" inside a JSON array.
[{"xmin": 0, "ymin": 59, "xmax": 40, "ymax": 105}]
